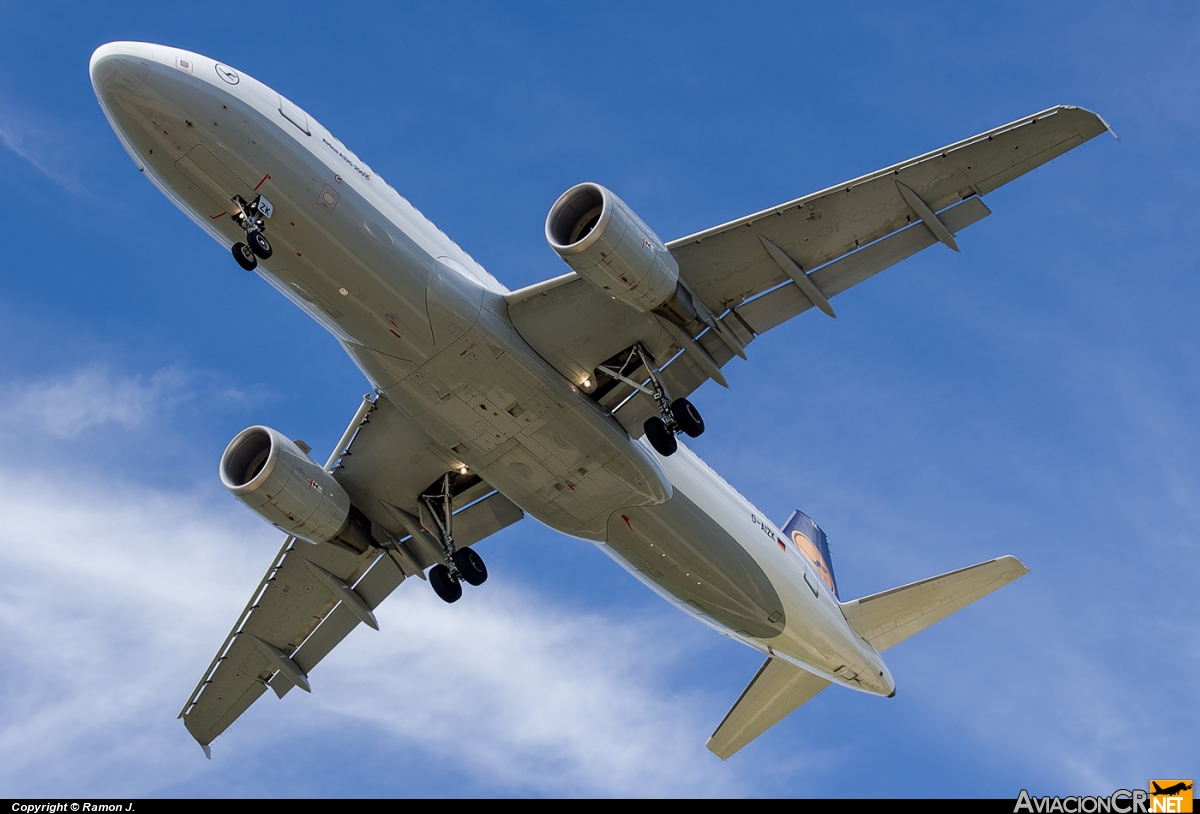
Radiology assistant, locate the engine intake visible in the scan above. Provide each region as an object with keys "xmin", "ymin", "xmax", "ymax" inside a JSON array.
[
  {"xmin": 546, "ymin": 183, "xmax": 687, "ymax": 316},
  {"xmin": 220, "ymin": 425, "xmax": 370, "ymax": 551}
]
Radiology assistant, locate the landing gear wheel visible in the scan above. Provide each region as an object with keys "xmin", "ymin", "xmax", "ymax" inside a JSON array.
[
  {"xmin": 644, "ymin": 416, "xmax": 678, "ymax": 457},
  {"xmin": 247, "ymin": 231, "xmax": 272, "ymax": 259},
  {"xmin": 453, "ymin": 547, "xmax": 488, "ymax": 586},
  {"xmin": 232, "ymin": 242, "xmax": 258, "ymax": 271},
  {"xmin": 429, "ymin": 564, "xmax": 462, "ymax": 603},
  {"xmin": 671, "ymin": 397, "xmax": 704, "ymax": 438}
]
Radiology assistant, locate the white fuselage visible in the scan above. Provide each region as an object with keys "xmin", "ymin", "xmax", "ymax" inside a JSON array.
[{"xmin": 90, "ymin": 42, "xmax": 894, "ymax": 697}]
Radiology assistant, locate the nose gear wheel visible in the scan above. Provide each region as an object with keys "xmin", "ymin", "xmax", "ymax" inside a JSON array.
[
  {"xmin": 229, "ymin": 194, "xmax": 272, "ymax": 269},
  {"xmin": 232, "ymin": 242, "xmax": 258, "ymax": 271},
  {"xmin": 247, "ymin": 230, "xmax": 272, "ymax": 259}
]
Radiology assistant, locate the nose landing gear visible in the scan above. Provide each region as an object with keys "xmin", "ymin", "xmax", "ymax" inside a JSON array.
[{"xmin": 229, "ymin": 193, "xmax": 273, "ymax": 271}]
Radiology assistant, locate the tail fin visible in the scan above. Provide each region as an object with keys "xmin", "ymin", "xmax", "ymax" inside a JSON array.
[
  {"xmin": 781, "ymin": 510, "xmax": 839, "ymax": 598},
  {"xmin": 840, "ymin": 555, "xmax": 1029, "ymax": 652},
  {"xmin": 708, "ymin": 553, "xmax": 1028, "ymax": 760}
]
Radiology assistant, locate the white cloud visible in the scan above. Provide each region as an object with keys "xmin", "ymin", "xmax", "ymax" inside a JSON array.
[
  {"xmin": 0, "ymin": 457, "xmax": 756, "ymax": 797},
  {"xmin": 0, "ymin": 105, "xmax": 90, "ymax": 197},
  {"xmin": 315, "ymin": 587, "xmax": 740, "ymax": 796},
  {"xmin": 0, "ymin": 365, "xmax": 251, "ymax": 440}
]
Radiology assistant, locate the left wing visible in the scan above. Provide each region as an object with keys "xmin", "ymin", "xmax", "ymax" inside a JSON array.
[
  {"xmin": 508, "ymin": 106, "xmax": 1112, "ymax": 436},
  {"xmin": 180, "ymin": 394, "xmax": 523, "ymax": 754}
]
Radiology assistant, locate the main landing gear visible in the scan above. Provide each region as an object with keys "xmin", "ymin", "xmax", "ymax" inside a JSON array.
[
  {"xmin": 597, "ymin": 344, "xmax": 705, "ymax": 458},
  {"xmin": 229, "ymin": 194, "xmax": 273, "ymax": 271},
  {"xmin": 420, "ymin": 473, "xmax": 488, "ymax": 604}
]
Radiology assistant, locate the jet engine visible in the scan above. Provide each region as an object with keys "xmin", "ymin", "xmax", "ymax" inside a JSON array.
[
  {"xmin": 545, "ymin": 183, "xmax": 698, "ymax": 324},
  {"xmin": 220, "ymin": 425, "xmax": 372, "ymax": 551}
]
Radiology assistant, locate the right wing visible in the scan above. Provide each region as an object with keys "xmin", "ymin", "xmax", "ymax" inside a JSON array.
[{"xmin": 179, "ymin": 394, "xmax": 523, "ymax": 754}]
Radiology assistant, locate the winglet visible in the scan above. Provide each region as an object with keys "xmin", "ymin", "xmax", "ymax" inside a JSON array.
[
  {"xmin": 201, "ymin": 742, "xmax": 212, "ymax": 760},
  {"xmin": 1063, "ymin": 105, "xmax": 1119, "ymax": 141}
]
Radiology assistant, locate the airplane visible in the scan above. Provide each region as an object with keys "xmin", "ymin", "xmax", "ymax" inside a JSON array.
[
  {"xmin": 1152, "ymin": 783, "xmax": 1193, "ymax": 797},
  {"xmin": 89, "ymin": 41, "xmax": 1111, "ymax": 761}
]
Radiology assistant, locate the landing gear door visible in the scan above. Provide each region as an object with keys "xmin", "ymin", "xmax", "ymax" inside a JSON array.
[{"xmin": 278, "ymin": 94, "xmax": 311, "ymax": 136}]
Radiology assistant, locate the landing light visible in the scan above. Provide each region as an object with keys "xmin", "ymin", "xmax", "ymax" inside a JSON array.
[{"xmin": 459, "ymin": 465, "xmax": 468, "ymax": 475}]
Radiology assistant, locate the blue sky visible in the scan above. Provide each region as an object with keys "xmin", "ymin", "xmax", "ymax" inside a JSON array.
[{"xmin": 0, "ymin": 0, "xmax": 1196, "ymax": 798}]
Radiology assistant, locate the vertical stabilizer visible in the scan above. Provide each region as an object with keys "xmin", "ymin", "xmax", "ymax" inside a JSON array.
[{"xmin": 781, "ymin": 510, "xmax": 839, "ymax": 598}]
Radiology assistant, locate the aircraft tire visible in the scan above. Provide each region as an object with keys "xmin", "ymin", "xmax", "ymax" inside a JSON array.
[
  {"xmin": 247, "ymin": 231, "xmax": 273, "ymax": 259},
  {"xmin": 232, "ymin": 242, "xmax": 258, "ymax": 271},
  {"xmin": 644, "ymin": 416, "xmax": 677, "ymax": 456},
  {"xmin": 453, "ymin": 547, "xmax": 488, "ymax": 586},
  {"xmin": 429, "ymin": 564, "xmax": 462, "ymax": 603},
  {"xmin": 672, "ymin": 397, "xmax": 705, "ymax": 438}
]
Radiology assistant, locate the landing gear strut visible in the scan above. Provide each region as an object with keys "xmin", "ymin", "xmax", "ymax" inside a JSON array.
[
  {"xmin": 597, "ymin": 344, "xmax": 705, "ymax": 458},
  {"xmin": 229, "ymin": 194, "xmax": 273, "ymax": 271},
  {"xmin": 420, "ymin": 472, "xmax": 488, "ymax": 603}
]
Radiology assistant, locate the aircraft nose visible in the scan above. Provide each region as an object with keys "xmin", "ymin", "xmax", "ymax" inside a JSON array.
[{"xmin": 89, "ymin": 42, "xmax": 152, "ymax": 106}]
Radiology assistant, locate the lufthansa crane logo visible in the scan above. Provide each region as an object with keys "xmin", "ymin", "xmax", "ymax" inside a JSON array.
[{"xmin": 214, "ymin": 63, "xmax": 240, "ymax": 85}]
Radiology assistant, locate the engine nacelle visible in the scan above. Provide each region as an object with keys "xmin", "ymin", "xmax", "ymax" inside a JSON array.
[
  {"xmin": 546, "ymin": 183, "xmax": 685, "ymax": 315},
  {"xmin": 220, "ymin": 425, "xmax": 368, "ymax": 550}
]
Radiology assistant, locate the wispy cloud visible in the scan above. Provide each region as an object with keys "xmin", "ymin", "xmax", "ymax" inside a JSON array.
[
  {"xmin": 0, "ymin": 365, "xmax": 253, "ymax": 439},
  {"xmin": 0, "ymin": 459, "xmax": 757, "ymax": 797},
  {"xmin": 0, "ymin": 103, "xmax": 91, "ymax": 197},
  {"xmin": 317, "ymin": 587, "xmax": 745, "ymax": 796}
]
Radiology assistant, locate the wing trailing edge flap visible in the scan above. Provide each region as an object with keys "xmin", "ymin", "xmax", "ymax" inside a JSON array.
[
  {"xmin": 735, "ymin": 195, "xmax": 991, "ymax": 336},
  {"xmin": 667, "ymin": 106, "xmax": 1111, "ymax": 317},
  {"xmin": 268, "ymin": 489, "xmax": 523, "ymax": 699},
  {"xmin": 611, "ymin": 196, "xmax": 991, "ymax": 438},
  {"xmin": 182, "ymin": 489, "xmax": 523, "ymax": 749},
  {"xmin": 839, "ymin": 555, "xmax": 1030, "ymax": 653},
  {"xmin": 707, "ymin": 657, "xmax": 832, "ymax": 760}
]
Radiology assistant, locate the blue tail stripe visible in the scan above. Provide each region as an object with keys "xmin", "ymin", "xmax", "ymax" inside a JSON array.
[{"xmin": 780, "ymin": 510, "xmax": 839, "ymax": 599}]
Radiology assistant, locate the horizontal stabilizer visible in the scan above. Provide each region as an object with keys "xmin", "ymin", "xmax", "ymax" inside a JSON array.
[
  {"xmin": 706, "ymin": 656, "xmax": 831, "ymax": 760},
  {"xmin": 840, "ymin": 555, "xmax": 1029, "ymax": 652}
]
